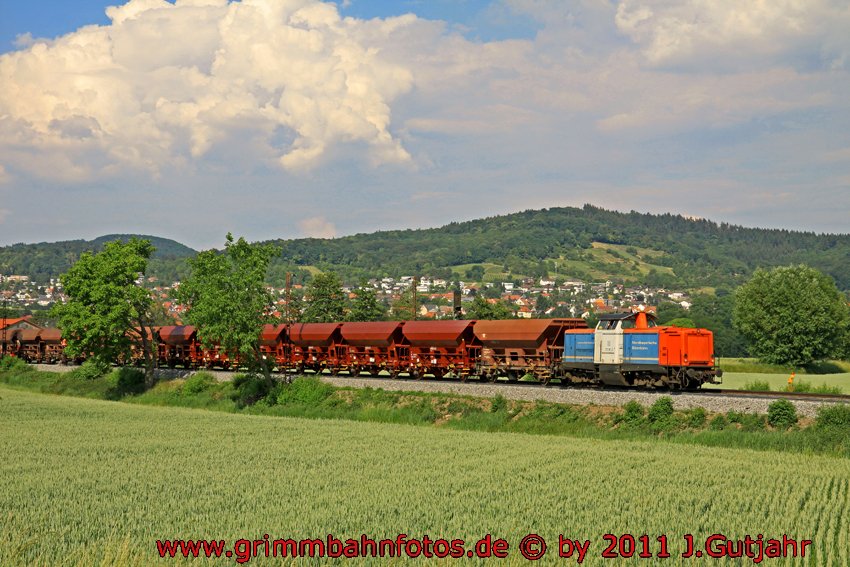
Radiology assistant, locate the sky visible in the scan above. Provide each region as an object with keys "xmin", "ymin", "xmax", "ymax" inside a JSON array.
[{"xmin": 0, "ymin": 0, "xmax": 848, "ymax": 250}]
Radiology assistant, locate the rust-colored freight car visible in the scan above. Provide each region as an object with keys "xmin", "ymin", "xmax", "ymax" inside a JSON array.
[
  {"xmin": 474, "ymin": 318, "xmax": 587, "ymax": 382},
  {"xmin": 403, "ymin": 320, "xmax": 479, "ymax": 378}
]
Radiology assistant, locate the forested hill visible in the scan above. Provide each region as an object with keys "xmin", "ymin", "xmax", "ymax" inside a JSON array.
[
  {"xmin": 267, "ymin": 205, "xmax": 850, "ymax": 291},
  {"xmin": 0, "ymin": 235, "xmax": 196, "ymax": 283},
  {"xmin": 2, "ymin": 206, "xmax": 850, "ymax": 291}
]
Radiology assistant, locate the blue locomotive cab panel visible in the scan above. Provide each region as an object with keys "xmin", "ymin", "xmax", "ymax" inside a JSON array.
[
  {"xmin": 563, "ymin": 332, "xmax": 595, "ymax": 363},
  {"xmin": 622, "ymin": 333, "xmax": 660, "ymax": 365}
]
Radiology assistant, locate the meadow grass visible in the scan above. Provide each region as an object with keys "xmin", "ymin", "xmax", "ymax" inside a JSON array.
[
  {"xmin": 2, "ymin": 386, "xmax": 849, "ymax": 566},
  {"xmin": 717, "ymin": 358, "xmax": 850, "ymax": 375},
  {"xmin": 718, "ymin": 372, "xmax": 850, "ymax": 393}
]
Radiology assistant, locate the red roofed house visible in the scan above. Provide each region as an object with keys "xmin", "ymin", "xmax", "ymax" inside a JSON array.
[{"xmin": 0, "ymin": 316, "xmax": 41, "ymax": 333}]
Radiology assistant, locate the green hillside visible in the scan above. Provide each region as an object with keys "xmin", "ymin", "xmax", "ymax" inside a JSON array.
[
  {"xmin": 267, "ymin": 205, "xmax": 850, "ymax": 290},
  {"xmin": 0, "ymin": 234, "xmax": 195, "ymax": 283},
  {"xmin": 3, "ymin": 205, "xmax": 850, "ymax": 291}
]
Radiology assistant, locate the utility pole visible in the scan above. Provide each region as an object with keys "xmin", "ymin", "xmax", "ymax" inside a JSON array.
[
  {"xmin": 285, "ymin": 272, "xmax": 292, "ymax": 326},
  {"xmin": 411, "ymin": 276, "xmax": 418, "ymax": 321},
  {"xmin": 1, "ymin": 276, "xmax": 7, "ymax": 357},
  {"xmin": 284, "ymin": 272, "xmax": 292, "ymax": 378}
]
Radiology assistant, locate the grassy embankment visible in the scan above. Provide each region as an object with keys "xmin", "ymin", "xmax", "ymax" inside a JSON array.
[{"xmin": 2, "ymin": 358, "xmax": 849, "ymax": 460}]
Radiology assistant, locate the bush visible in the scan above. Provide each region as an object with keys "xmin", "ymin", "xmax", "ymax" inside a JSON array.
[
  {"xmin": 106, "ymin": 367, "xmax": 146, "ymax": 396},
  {"xmin": 526, "ymin": 400, "xmax": 578, "ymax": 421},
  {"xmin": 69, "ymin": 359, "xmax": 111, "ymax": 381},
  {"xmin": 791, "ymin": 380, "xmax": 843, "ymax": 395},
  {"xmin": 230, "ymin": 373, "xmax": 274, "ymax": 408},
  {"xmin": 743, "ymin": 380, "xmax": 771, "ymax": 392},
  {"xmin": 648, "ymin": 397, "xmax": 674, "ymax": 423},
  {"xmin": 490, "ymin": 394, "xmax": 508, "ymax": 413},
  {"xmin": 686, "ymin": 407, "xmax": 707, "ymax": 428},
  {"xmin": 276, "ymin": 377, "xmax": 335, "ymax": 406},
  {"xmin": 183, "ymin": 372, "xmax": 217, "ymax": 395},
  {"xmin": 646, "ymin": 396, "xmax": 675, "ymax": 432},
  {"xmin": 767, "ymin": 399, "xmax": 798, "ymax": 429},
  {"xmin": 615, "ymin": 400, "xmax": 645, "ymax": 427},
  {"xmin": 815, "ymin": 404, "xmax": 850, "ymax": 430},
  {"xmin": 727, "ymin": 410, "xmax": 767, "ymax": 431},
  {"xmin": 0, "ymin": 356, "xmax": 31, "ymax": 373},
  {"xmin": 709, "ymin": 414, "xmax": 728, "ymax": 430}
]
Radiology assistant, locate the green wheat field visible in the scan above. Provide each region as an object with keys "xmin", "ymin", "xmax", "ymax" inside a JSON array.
[{"xmin": 1, "ymin": 386, "xmax": 848, "ymax": 566}]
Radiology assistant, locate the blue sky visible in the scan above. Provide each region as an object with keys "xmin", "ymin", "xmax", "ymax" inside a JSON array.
[
  {"xmin": 1, "ymin": 1, "xmax": 112, "ymax": 51},
  {"xmin": 0, "ymin": 0, "xmax": 848, "ymax": 249},
  {"xmin": 0, "ymin": 0, "xmax": 536, "ymax": 52}
]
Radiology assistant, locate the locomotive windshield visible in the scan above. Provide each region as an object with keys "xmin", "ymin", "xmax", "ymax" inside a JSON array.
[{"xmin": 596, "ymin": 313, "xmax": 658, "ymax": 330}]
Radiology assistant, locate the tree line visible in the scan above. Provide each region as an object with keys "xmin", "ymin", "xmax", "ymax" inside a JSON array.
[
  {"xmin": 6, "ymin": 206, "xmax": 850, "ymax": 293},
  {"xmin": 49, "ymin": 236, "xmax": 850, "ymax": 389}
]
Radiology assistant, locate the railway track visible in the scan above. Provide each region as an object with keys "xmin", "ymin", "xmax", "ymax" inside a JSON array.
[
  {"xmin": 697, "ymin": 388, "xmax": 850, "ymax": 403},
  {"xmin": 308, "ymin": 373, "xmax": 850, "ymax": 416},
  {"xmin": 324, "ymin": 374, "xmax": 850, "ymax": 403}
]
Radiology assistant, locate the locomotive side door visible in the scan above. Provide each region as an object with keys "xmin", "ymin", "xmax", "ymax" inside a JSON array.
[{"xmin": 594, "ymin": 320, "xmax": 624, "ymax": 364}]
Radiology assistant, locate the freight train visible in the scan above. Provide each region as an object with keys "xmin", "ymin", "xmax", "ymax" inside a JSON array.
[{"xmin": 3, "ymin": 311, "xmax": 721, "ymax": 389}]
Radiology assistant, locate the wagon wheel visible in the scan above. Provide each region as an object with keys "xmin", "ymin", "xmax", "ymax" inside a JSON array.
[{"xmin": 670, "ymin": 368, "xmax": 687, "ymax": 390}]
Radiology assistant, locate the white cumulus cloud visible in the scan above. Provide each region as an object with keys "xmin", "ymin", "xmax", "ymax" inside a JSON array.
[
  {"xmin": 0, "ymin": 0, "xmax": 417, "ymax": 181},
  {"xmin": 615, "ymin": 0, "xmax": 850, "ymax": 70},
  {"xmin": 299, "ymin": 215, "xmax": 337, "ymax": 238}
]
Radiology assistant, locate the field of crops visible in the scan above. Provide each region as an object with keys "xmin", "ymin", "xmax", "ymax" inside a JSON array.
[{"xmin": 1, "ymin": 385, "xmax": 848, "ymax": 566}]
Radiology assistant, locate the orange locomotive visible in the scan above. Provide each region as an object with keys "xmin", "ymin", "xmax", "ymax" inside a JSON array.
[{"xmin": 562, "ymin": 311, "xmax": 722, "ymax": 389}]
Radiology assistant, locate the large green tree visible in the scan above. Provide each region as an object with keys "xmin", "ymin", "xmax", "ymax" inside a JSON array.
[
  {"xmin": 733, "ymin": 265, "xmax": 850, "ymax": 367},
  {"xmin": 465, "ymin": 295, "xmax": 514, "ymax": 320},
  {"xmin": 347, "ymin": 282, "xmax": 386, "ymax": 322},
  {"xmin": 302, "ymin": 272, "xmax": 346, "ymax": 323},
  {"xmin": 175, "ymin": 234, "xmax": 280, "ymax": 382},
  {"xmin": 53, "ymin": 238, "xmax": 159, "ymax": 386},
  {"xmin": 390, "ymin": 286, "xmax": 417, "ymax": 320},
  {"xmin": 689, "ymin": 292, "xmax": 748, "ymax": 357}
]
